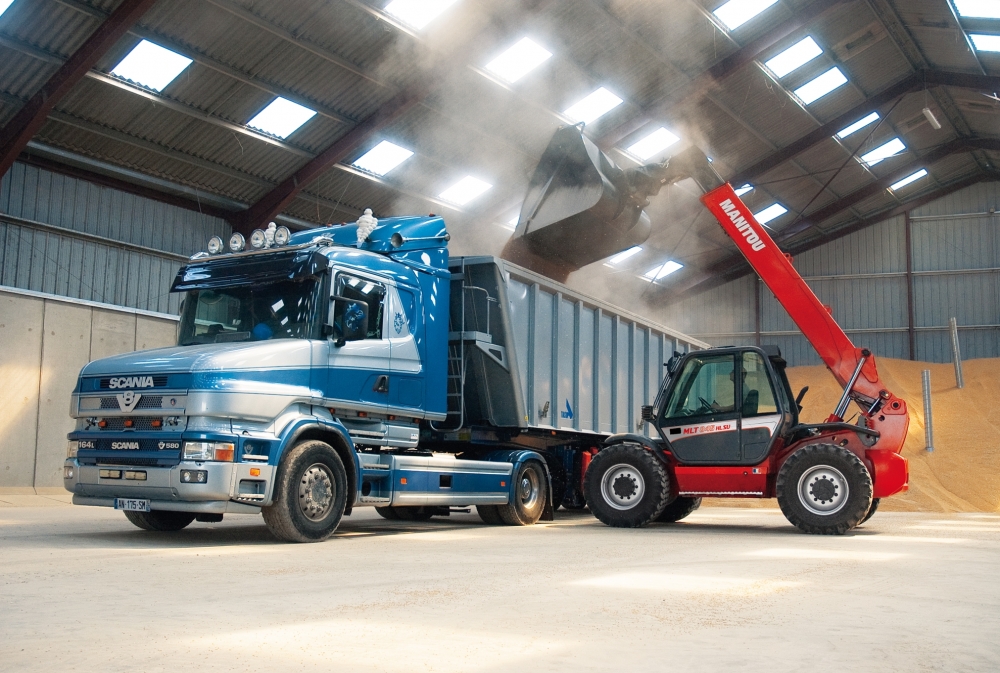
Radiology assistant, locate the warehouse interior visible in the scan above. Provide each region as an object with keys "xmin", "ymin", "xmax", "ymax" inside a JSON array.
[{"xmin": 1, "ymin": 0, "xmax": 999, "ymax": 671}]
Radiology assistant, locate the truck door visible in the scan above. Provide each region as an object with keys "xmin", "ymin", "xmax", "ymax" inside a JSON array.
[
  {"xmin": 659, "ymin": 353, "xmax": 741, "ymax": 463},
  {"xmin": 327, "ymin": 272, "xmax": 391, "ymax": 411},
  {"xmin": 386, "ymin": 285, "xmax": 424, "ymax": 414},
  {"xmin": 738, "ymin": 351, "xmax": 782, "ymax": 463}
]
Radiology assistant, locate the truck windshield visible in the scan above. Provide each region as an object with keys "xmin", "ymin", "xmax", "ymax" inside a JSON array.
[{"xmin": 177, "ymin": 280, "xmax": 323, "ymax": 345}]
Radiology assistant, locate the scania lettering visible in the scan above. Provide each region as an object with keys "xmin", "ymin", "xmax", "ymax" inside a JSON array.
[{"xmin": 64, "ymin": 216, "xmax": 701, "ymax": 541}]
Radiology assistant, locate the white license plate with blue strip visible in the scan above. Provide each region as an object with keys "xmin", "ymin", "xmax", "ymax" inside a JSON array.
[{"xmin": 114, "ymin": 498, "xmax": 150, "ymax": 512}]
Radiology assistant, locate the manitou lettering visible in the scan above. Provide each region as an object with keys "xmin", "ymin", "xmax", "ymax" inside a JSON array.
[
  {"xmin": 108, "ymin": 376, "xmax": 155, "ymax": 389},
  {"xmin": 718, "ymin": 199, "xmax": 766, "ymax": 252}
]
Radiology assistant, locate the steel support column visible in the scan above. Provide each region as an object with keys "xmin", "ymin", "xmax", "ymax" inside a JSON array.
[
  {"xmin": 905, "ymin": 211, "xmax": 916, "ymax": 360},
  {"xmin": 0, "ymin": 0, "xmax": 159, "ymax": 178}
]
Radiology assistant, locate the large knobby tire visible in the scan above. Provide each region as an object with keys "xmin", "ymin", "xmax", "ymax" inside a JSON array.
[
  {"xmin": 124, "ymin": 510, "xmax": 196, "ymax": 531},
  {"xmin": 584, "ymin": 444, "xmax": 670, "ymax": 528},
  {"xmin": 262, "ymin": 440, "xmax": 348, "ymax": 542},
  {"xmin": 776, "ymin": 444, "xmax": 873, "ymax": 535},
  {"xmin": 656, "ymin": 496, "xmax": 702, "ymax": 523},
  {"xmin": 860, "ymin": 498, "xmax": 880, "ymax": 525},
  {"xmin": 497, "ymin": 461, "xmax": 548, "ymax": 525},
  {"xmin": 477, "ymin": 504, "xmax": 505, "ymax": 525}
]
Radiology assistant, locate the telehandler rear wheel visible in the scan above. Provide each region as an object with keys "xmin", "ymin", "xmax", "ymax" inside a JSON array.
[
  {"xmin": 584, "ymin": 443, "xmax": 669, "ymax": 528},
  {"xmin": 860, "ymin": 498, "xmax": 880, "ymax": 525},
  {"xmin": 124, "ymin": 510, "xmax": 196, "ymax": 531},
  {"xmin": 262, "ymin": 440, "xmax": 348, "ymax": 542},
  {"xmin": 776, "ymin": 443, "xmax": 872, "ymax": 535},
  {"xmin": 655, "ymin": 496, "xmax": 702, "ymax": 523}
]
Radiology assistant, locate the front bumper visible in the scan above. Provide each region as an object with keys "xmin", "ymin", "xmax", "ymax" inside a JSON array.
[{"xmin": 64, "ymin": 459, "xmax": 275, "ymax": 513}]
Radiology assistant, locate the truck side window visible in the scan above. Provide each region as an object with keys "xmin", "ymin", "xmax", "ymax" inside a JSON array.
[
  {"xmin": 661, "ymin": 354, "xmax": 736, "ymax": 421},
  {"xmin": 741, "ymin": 352, "xmax": 778, "ymax": 416},
  {"xmin": 335, "ymin": 274, "xmax": 386, "ymax": 339}
]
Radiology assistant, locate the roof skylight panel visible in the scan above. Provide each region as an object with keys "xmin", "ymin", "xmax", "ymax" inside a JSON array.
[
  {"xmin": 626, "ymin": 128, "xmax": 680, "ymax": 160},
  {"xmin": 384, "ymin": 0, "xmax": 460, "ymax": 29},
  {"xmin": 352, "ymin": 141, "xmax": 414, "ymax": 176},
  {"xmin": 110, "ymin": 40, "xmax": 193, "ymax": 92},
  {"xmin": 247, "ymin": 97, "xmax": 317, "ymax": 139},
  {"xmin": 605, "ymin": 246, "xmax": 643, "ymax": 266},
  {"xmin": 734, "ymin": 184, "xmax": 754, "ymax": 196},
  {"xmin": 890, "ymin": 169, "xmax": 928, "ymax": 191},
  {"xmin": 765, "ymin": 36, "xmax": 823, "ymax": 78},
  {"xmin": 955, "ymin": 1, "xmax": 1000, "ymax": 18},
  {"xmin": 970, "ymin": 33, "xmax": 1000, "ymax": 51},
  {"xmin": 563, "ymin": 87, "xmax": 624, "ymax": 124},
  {"xmin": 794, "ymin": 67, "xmax": 848, "ymax": 104},
  {"xmin": 0, "ymin": 0, "xmax": 16, "ymax": 18},
  {"xmin": 754, "ymin": 203, "xmax": 788, "ymax": 225},
  {"xmin": 713, "ymin": 0, "xmax": 779, "ymax": 30},
  {"xmin": 439, "ymin": 176, "xmax": 492, "ymax": 205},
  {"xmin": 837, "ymin": 112, "xmax": 880, "ymax": 138},
  {"xmin": 485, "ymin": 38, "xmax": 552, "ymax": 83},
  {"xmin": 642, "ymin": 260, "xmax": 683, "ymax": 281},
  {"xmin": 860, "ymin": 137, "xmax": 905, "ymax": 166}
]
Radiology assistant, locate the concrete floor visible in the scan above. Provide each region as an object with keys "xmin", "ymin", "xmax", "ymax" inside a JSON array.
[{"xmin": 1, "ymin": 500, "xmax": 998, "ymax": 672}]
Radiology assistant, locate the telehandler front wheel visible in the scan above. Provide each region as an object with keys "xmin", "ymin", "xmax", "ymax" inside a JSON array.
[
  {"xmin": 776, "ymin": 444, "xmax": 873, "ymax": 535},
  {"xmin": 584, "ymin": 444, "xmax": 670, "ymax": 528},
  {"xmin": 262, "ymin": 440, "xmax": 348, "ymax": 542}
]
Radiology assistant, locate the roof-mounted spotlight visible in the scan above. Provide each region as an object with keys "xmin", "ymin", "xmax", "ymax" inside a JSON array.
[
  {"xmin": 274, "ymin": 226, "xmax": 291, "ymax": 246},
  {"xmin": 229, "ymin": 233, "xmax": 246, "ymax": 252},
  {"xmin": 207, "ymin": 236, "xmax": 224, "ymax": 255},
  {"xmin": 250, "ymin": 229, "xmax": 267, "ymax": 249}
]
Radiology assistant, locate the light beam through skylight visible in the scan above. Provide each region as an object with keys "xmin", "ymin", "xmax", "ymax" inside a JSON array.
[
  {"xmin": 0, "ymin": 0, "xmax": 17, "ymax": 19},
  {"xmin": 765, "ymin": 36, "xmax": 823, "ymax": 78},
  {"xmin": 956, "ymin": 1, "xmax": 1000, "ymax": 19},
  {"xmin": 861, "ymin": 138, "xmax": 905, "ymax": 166},
  {"xmin": 439, "ymin": 176, "xmax": 492, "ymax": 205},
  {"xmin": 605, "ymin": 246, "xmax": 643, "ymax": 266},
  {"xmin": 564, "ymin": 87, "xmax": 623, "ymax": 124},
  {"xmin": 713, "ymin": 0, "xmax": 779, "ymax": 30},
  {"xmin": 643, "ymin": 260, "xmax": 683, "ymax": 281},
  {"xmin": 754, "ymin": 204, "xmax": 788, "ymax": 225},
  {"xmin": 352, "ymin": 141, "xmax": 414, "ymax": 176},
  {"xmin": 247, "ymin": 98, "xmax": 317, "ymax": 139},
  {"xmin": 485, "ymin": 38, "xmax": 552, "ymax": 83},
  {"xmin": 110, "ymin": 40, "xmax": 193, "ymax": 92},
  {"xmin": 837, "ymin": 112, "xmax": 880, "ymax": 138},
  {"xmin": 384, "ymin": 0, "xmax": 459, "ymax": 29},
  {"xmin": 626, "ymin": 127, "xmax": 680, "ymax": 160},
  {"xmin": 734, "ymin": 184, "xmax": 754, "ymax": 196},
  {"xmin": 890, "ymin": 169, "xmax": 928, "ymax": 191},
  {"xmin": 794, "ymin": 67, "xmax": 848, "ymax": 104},
  {"xmin": 970, "ymin": 33, "xmax": 1000, "ymax": 52}
]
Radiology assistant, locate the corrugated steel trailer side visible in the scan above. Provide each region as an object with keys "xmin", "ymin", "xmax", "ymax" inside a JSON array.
[{"xmin": 443, "ymin": 256, "xmax": 708, "ymax": 438}]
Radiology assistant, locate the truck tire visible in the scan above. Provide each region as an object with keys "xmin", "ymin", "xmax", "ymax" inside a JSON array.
[
  {"xmin": 123, "ymin": 510, "xmax": 196, "ymax": 531},
  {"xmin": 374, "ymin": 506, "xmax": 399, "ymax": 520},
  {"xmin": 584, "ymin": 443, "xmax": 669, "ymax": 528},
  {"xmin": 262, "ymin": 440, "xmax": 348, "ymax": 542},
  {"xmin": 860, "ymin": 498, "xmax": 880, "ymax": 525},
  {"xmin": 776, "ymin": 443, "xmax": 873, "ymax": 535},
  {"xmin": 477, "ymin": 504, "xmax": 504, "ymax": 525},
  {"xmin": 498, "ymin": 461, "xmax": 548, "ymax": 525},
  {"xmin": 655, "ymin": 496, "xmax": 702, "ymax": 523},
  {"xmin": 392, "ymin": 506, "xmax": 436, "ymax": 521}
]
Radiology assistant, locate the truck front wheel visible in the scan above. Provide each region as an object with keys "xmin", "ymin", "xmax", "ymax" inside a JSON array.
[
  {"xmin": 124, "ymin": 510, "xmax": 196, "ymax": 531},
  {"xmin": 262, "ymin": 440, "xmax": 348, "ymax": 542},
  {"xmin": 584, "ymin": 444, "xmax": 669, "ymax": 528},
  {"xmin": 776, "ymin": 444, "xmax": 873, "ymax": 535}
]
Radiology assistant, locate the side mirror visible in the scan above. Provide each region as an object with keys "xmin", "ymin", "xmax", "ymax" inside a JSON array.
[
  {"xmin": 795, "ymin": 386, "xmax": 809, "ymax": 412},
  {"xmin": 330, "ymin": 296, "xmax": 369, "ymax": 346},
  {"xmin": 640, "ymin": 405, "xmax": 655, "ymax": 423}
]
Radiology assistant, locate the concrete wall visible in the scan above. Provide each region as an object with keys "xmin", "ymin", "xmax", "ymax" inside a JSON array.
[{"xmin": 0, "ymin": 287, "xmax": 177, "ymax": 494}]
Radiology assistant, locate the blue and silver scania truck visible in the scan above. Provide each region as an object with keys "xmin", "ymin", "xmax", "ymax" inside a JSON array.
[{"xmin": 63, "ymin": 214, "xmax": 704, "ymax": 541}]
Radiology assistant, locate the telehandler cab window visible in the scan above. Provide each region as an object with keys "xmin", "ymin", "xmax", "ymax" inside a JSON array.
[
  {"xmin": 334, "ymin": 274, "xmax": 385, "ymax": 340},
  {"xmin": 662, "ymin": 354, "xmax": 736, "ymax": 419},
  {"xmin": 741, "ymin": 351, "xmax": 778, "ymax": 416}
]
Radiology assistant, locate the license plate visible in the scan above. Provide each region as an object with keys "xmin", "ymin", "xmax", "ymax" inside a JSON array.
[{"xmin": 114, "ymin": 498, "xmax": 150, "ymax": 512}]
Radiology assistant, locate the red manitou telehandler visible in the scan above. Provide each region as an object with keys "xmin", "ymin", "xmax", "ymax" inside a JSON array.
[{"xmin": 515, "ymin": 130, "xmax": 910, "ymax": 534}]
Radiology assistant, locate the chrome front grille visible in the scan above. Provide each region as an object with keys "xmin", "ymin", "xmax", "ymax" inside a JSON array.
[{"xmin": 99, "ymin": 395, "xmax": 164, "ymax": 410}]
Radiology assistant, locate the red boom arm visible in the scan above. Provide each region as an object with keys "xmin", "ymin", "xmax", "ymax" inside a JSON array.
[{"xmin": 700, "ymin": 183, "xmax": 908, "ymax": 454}]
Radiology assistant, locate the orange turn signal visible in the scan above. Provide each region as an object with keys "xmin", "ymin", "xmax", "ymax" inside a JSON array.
[
  {"xmin": 249, "ymin": 468, "xmax": 260, "ymax": 477},
  {"xmin": 213, "ymin": 444, "xmax": 235, "ymax": 462}
]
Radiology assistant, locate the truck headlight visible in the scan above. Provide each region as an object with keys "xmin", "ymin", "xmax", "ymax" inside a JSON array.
[
  {"xmin": 183, "ymin": 441, "xmax": 235, "ymax": 462},
  {"xmin": 67, "ymin": 441, "xmax": 79, "ymax": 458}
]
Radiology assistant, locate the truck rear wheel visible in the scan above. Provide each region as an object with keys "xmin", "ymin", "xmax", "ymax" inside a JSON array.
[
  {"xmin": 477, "ymin": 504, "xmax": 504, "ymax": 525},
  {"xmin": 374, "ymin": 506, "xmax": 399, "ymax": 520},
  {"xmin": 262, "ymin": 440, "xmax": 348, "ymax": 542},
  {"xmin": 776, "ymin": 444, "xmax": 872, "ymax": 535},
  {"xmin": 584, "ymin": 444, "xmax": 669, "ymax": 528},
  {"xmin": 655, "ymin": 496, "xmax": 701, "ymax": 523},
  {"xmin": 124, "ymin": 510, "xmax": 196, "ymax": 531},
  {"xmin": 498, "ymin": 461, "xmax": 548, "ymax": 525}
]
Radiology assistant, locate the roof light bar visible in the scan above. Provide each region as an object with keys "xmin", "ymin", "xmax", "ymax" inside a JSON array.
[
  {"xmin": 642, "ymin": 260, "xmax": 683, "ymax": 281},
  {"xmin": 626, "ymin": 127, "xmax": 680, "ymax": 160},
  {"xmin": 794, "ymin": 67, "xmax": 848, "ymax": 104},
  {"xmin": 564, "ymin": 87, "xmax": 623, "ymax": 124},
  {"xmin": 734, "ymin": 184, "xmax": 753, "ymax": 196},
  {"xmin": 384, "ymin": 0, "xmax": 460, "ymax": 29},
  {"xmin": 754, "ymin": 203, "xmax": 788, "ymax": 225},
  {"xmin": 970, "ymin": 33, "xmax": 1000, "ymax": 51},
  {"xmin": 605, "ymin": 246, "xmax": 643, "ymax": 266},
  {"xmin": 861, "ymin": 137, "xmax": 905, "ymax": 166},
  {"xmin": 890, "ymin": 169, "xmax": 928, "ymax": 191},
  {"xmin": 765, "ymin": 36, "xmax": 823, "ymax": 78},
  {"xmin": 439, "ymin": 176, "xmax": 492, "ymax": 205},
  {"xmin": 110, "ymin": 40, "xmax": 193, "ymax": 92},
  {"xmin": 247, "ymin": 97, "xmax": 317, "ymax": 139},
  {"xmin": 485, "ymin": 37, "xmax": 552, "ymax": 83},
  {"xmin": 713, "ymin": 0, "xmax": 779, "ymax": 30},
  {"xmin": 837, "ymin": 112, "xmax": 880, "ymax": 138},
  {"xmin": 955, "ymin": 1, "xmax": 1000, "ymax": 19},
  {"xmin": 352, "ymin": 141, "xmax": 414, "ymax": 176}
]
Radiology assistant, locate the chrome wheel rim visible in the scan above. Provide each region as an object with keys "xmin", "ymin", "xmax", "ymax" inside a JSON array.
[
  {"xmin": 797, "ymin": 465, "xmax": 849, "ymax": 515},
  {"xmin": 600, "ymin": 463, "xmax": 645, "ymax": 511},
  {"xmin": 298, "ymin": 463, "xmax": 335, "ymax": 521},
  {"xmin": 518, "ymin": 466, "xmax": 541, "ymax": 510}
]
